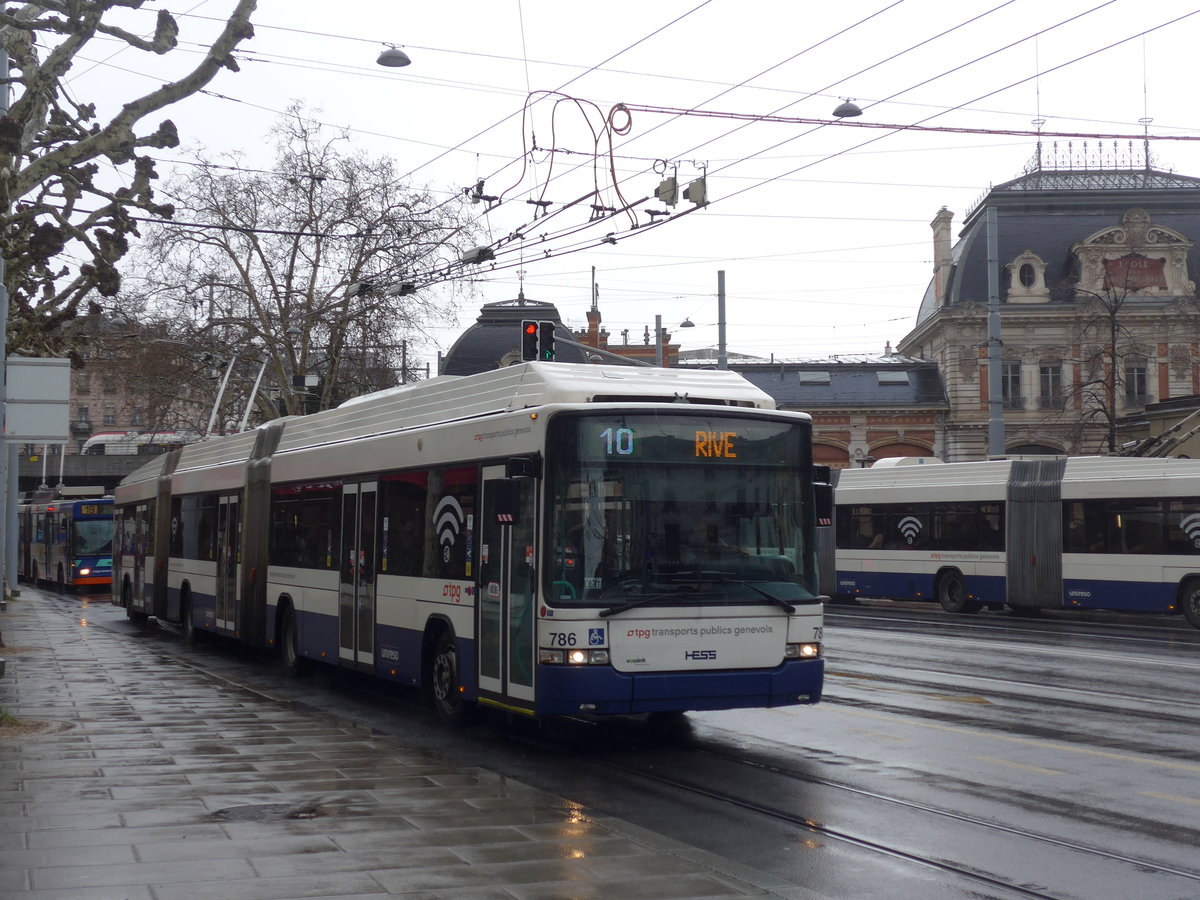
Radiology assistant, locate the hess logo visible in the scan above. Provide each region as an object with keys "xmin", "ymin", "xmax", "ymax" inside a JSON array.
[{"xmin": 684, "ymin": 650, "xmax": 717, "ymax": 660}]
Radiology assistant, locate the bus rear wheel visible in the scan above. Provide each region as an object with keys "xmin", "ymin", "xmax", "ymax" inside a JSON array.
[
  {"xmin": 181, "ymin": 592, "xmax": 199, "ymax": 646},
  {"xmin": 431, "ymin": 630, "xmax": 476, "ymax": 726},
  {"xmin": 279, "ymin": 605, "xmax": 306, "ymax": 676},
  {"xmin": 1181, "ymin": 581, "xmax": 1200, "ymax": 629},
  {"xmin": 937, "ymin": 570, "xmax": 980, "ymax": 614},
  {"xmin": 123, "ymin": 580, "xmax": 148, "ymax": 626}
]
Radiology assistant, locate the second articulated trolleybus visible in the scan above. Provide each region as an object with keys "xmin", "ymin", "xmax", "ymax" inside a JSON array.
[
  {"xmin": 834, "ymin": 455, "xmax": 1200, "ymax": 628},
  {"xmin": 114, "ymin": 362, "xmax": 826, "ymax": 720}
]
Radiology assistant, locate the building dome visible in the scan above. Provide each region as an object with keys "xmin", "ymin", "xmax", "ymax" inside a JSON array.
[
  {"xmin": 440, "ymin": 295, "xmax": 589, "ymax": 376},
  {"xmin": 915, "ymin": 162, "xmax": 1200, "ymax": 327}
]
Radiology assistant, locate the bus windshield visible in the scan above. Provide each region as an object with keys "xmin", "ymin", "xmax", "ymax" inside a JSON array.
[
  {"xmin": 545, "ymin": 411, "xmax": 819, "ymax": 607},
  {"xmin": 74, "ymin": 520, "xmax": 113, "ymax": 556}
]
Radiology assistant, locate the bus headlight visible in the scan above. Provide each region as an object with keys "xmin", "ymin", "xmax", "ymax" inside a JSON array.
[
  {"xmin": 785, "ymin": 642, "xmax": 821, "ymax": 659},
  {"xmin": 539, "ymin": 648, "xmax": 610, "ymax": 665},
  {"xmin": 78, "ymin": 567, "xmax": 91, "ymax": 576}
]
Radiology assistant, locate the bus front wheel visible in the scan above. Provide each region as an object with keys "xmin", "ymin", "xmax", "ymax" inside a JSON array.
[
  {"xmin": 431, "ymin": 630, "xmax": 476, "ymax": 726},
  {"xmin": 1181, "ymin": 581, "xmax": 1200, "ymax": 629},
  {"xmin": 937, "ymin": 570, "xmax": 979, "ymax": 614}
]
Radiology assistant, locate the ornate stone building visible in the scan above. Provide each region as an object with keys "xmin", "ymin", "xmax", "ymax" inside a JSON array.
[
  {"xmin": 717, "ymin": 356, "xmax": 947, "ymax": 468},
  {"xmin": 898, "ymin": 152, "xmax": 1200, "ymax": 461}
]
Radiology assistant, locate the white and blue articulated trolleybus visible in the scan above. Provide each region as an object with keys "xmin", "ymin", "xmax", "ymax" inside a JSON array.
[
  {"xmin": 114, "ymin": 362, "xmax": 826, "ymax": 720},
  {"xmin": 834, "ymin": 455, "xmax": 1200, "ymax": 627}
]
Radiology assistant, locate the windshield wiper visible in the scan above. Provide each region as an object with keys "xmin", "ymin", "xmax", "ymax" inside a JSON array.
[
  {"xmin": 719, "ymin": 577, "xmax": 796, "ymax": 613},
  {"xmin": 599, "ymin": 592, "xmax": 676, "ymax": 618},
  {"xmin": 600, "ymin": 575, "xmax": 797, "ymax": 617}
]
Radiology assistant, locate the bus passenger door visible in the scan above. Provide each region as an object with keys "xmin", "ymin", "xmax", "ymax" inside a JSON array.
[
  {"xmin": 216, "ymin": 496, "xmax": 240, "ymax": 632},
  {"xmin": 339, "ymin": 483, "xmax": 377, "ymax": 667},
  {"xmin": 477, "ymin": 469, "xmax": 537, "ymax": 710}
]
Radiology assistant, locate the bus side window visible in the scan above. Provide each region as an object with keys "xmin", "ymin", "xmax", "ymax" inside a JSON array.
[
  {"xmin": 980, "ymin": 504, "xmax": 1003, "ymax": 551},
  {"xmin": 380, "ymin": 471, "xmax": 428, "ymax": 577},
  {"xmin": 1168, "ymin": 500, "xmax": 1200, "ymax": 554},
  {"xmin": 1064, "ymin": 502, "xmax": 1088, "ymax": 552}
]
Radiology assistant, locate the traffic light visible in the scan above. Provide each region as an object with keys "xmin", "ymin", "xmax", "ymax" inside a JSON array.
[
  {"xmin": 538, "ymin": 321, "xmax": 556, "ymax": 360},
  {"xmin": 521, "ymin": 320, "xmax": 539, "ymax": 360},
  {"xmin": 520, "ymin": 320, "xmax": 556, "ymax": 361}
]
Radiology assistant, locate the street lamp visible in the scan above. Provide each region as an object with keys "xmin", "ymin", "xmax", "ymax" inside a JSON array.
[
  {"xmin": 832, "ymin": 99, "xmax": 862, "ymax": 118},
  {"xmin": 377, "ymin": 44, "xmax": 411, "ymax": 67}
]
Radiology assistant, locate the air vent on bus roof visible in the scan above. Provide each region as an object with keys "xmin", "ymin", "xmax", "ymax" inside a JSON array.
[{"xmin": 589, "ymin": 394, "xmax": 741, "ymax": 406}]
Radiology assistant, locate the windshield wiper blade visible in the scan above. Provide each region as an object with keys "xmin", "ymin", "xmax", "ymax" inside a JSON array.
[
  {"xmin": 599, "ymin": 592, "xmax": 675, "ymax": 618},
  {"xmin": 721, "ymin": 578, "xmax": 796, "ymax": 613}
]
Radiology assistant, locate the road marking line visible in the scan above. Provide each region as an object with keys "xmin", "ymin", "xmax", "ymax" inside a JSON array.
[
  {"xmin": 974, "ymin": 755, "xmax": 1062, "ymax": 775},
  {"xmin": 1141, "ymin": 790, "xmax": 1200, "ymax": 807}
]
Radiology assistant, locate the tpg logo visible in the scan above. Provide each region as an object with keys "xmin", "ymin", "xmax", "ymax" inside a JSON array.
[{"xmin": 685, "ymin": 650, "xmax": 717, "ymax": 660}]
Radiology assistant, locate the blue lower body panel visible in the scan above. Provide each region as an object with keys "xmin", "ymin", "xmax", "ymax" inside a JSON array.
[
  {"xmin": 534, "ymin": 658, "xmax": 823, "ymax": 716},
  {"xmin": 295, "ymin": 608, "xmax": 339, "ymax": 663},
  {"xmin": 1063, "ymin": 579, "xmax": 1177, "ymax": 613},
  {"xmin": 837, "ymin": 570, "xmax": 1006, "ymax": 607}
]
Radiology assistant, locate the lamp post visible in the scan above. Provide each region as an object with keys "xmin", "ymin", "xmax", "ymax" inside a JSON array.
[
  {"xmin": 675, "ymin": 270, "xmax": 728, "ymax": 369},
  {"xmin": 1, "ymin": 46, "xmax": 16, "ymax": 598},
  {"xmin": 717, "ymin": 270, "xmax": 727, "ymax": 370}
]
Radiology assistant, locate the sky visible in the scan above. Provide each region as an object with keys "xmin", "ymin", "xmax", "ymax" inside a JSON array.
[{"xmin": 71, "ymin": 0, "xmax": 1200, "ymax": 373}]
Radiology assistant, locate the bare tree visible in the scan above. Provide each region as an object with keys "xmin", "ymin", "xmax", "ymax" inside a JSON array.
[
  {"xmin": 1062, "ymin": 280, "xmax": 1199, "ymax": 454},
  {"xmin": 1066, "ymin": 282, "xmax": 1136, "ymax": 453},
  {"xmin": 131, "ymin": 106, "xmax": 478, "ymax": 418},
  {"xmin": 0, "ymin": 1, "xmax": 258, "ymax": 354}
]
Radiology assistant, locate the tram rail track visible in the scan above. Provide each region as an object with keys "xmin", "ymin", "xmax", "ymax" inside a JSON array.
[
  {"xmin": 590, "ymin": 753, "xmax": 1064, "ymax": 900},
  {"xmin": 700, "ymin": 744, "xmax": 1200, "ymax": 878},
  {"xmin": 823, "ymin": 660, "xmax": 1200, "ymax": 714},
  {"xmin": 574, "ymin": 736, "xmax": 1200, "ymax": 900}
]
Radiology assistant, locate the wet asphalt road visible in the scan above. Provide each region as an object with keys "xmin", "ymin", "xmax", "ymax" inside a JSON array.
[{"xmin": 4, "ymin": 589, "xmax": 1200, "ymax": 899}]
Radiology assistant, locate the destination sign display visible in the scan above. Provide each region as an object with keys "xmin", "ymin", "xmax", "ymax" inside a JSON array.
[{"xmin": 572, "ymin": 415, "xmax": 803, "ymax": 466}]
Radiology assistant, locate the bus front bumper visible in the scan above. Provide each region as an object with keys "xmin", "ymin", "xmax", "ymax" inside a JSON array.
[{"xmin": 534, "ymin": 657, "xmax": 823, "ymax": 716}]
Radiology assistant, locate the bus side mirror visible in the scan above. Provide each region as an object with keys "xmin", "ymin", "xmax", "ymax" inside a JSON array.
[
  {"xmin": 815, "ymin": 482, "xmax": 833, "ymax": 527},
  {"xmin": 492, "ymin": 479, "xmax": 522, "ymax": 526}
]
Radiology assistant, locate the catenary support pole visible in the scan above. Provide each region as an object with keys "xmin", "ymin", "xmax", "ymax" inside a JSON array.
[
  {"xmin": 986, "ymin": 206, "xmax": 1005, "ymax": 457},
  {"xmin": 718, "ymin": 270, "xmax": 727, "ymax": 370},
  {"xmin": 0, "ymin": 46, "xmax": 14, "ymax": 596}
]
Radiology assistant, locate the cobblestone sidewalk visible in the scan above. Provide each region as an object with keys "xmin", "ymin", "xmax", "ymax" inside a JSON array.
[{"xmin": 0, "ymin": 590, "xmax": 784, "ymax": 899}]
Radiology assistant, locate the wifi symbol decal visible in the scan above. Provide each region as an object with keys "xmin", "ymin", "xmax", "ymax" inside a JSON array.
[
  {"xmin": 434, "ymin": 496, "xmax": 466, "ymax": 562},
  {"xmin": 898, "ymin": 516, "xmax": 923, "ymax": 545},
  {"xmin": 1182, "ymin": 513, "xmax": 1200, "ymax": 549}
]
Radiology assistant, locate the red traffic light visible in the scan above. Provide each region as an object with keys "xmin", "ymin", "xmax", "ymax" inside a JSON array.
[{"xmin": 524, "ymin": 322, "xmax": 538, "ymax": 335}]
